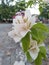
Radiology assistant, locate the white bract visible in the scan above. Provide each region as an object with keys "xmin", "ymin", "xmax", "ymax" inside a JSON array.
[
  {"xmin": 28, "ymin": 40, "xmax": 39, "ymax": 60},
  {"xmin": 8, "ymin": 10, "xmax": 36, "ymax": 43},
  {"xmin": 28, "ymin": 39, "xmax": 45, "ymax": 60}
]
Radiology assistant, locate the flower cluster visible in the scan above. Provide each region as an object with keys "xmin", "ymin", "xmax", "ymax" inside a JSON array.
[
  {"xmin": 8, "ymin": 10, "xmax": 36, "ymax": 43},
  {"xmin": 8, "ymin": 10, "xmax": 48, "ymax": 65}
]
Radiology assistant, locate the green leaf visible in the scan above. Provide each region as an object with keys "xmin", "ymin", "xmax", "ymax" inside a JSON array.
[
  {"xmin": 32, "ymin": 23, "xmax": 48, "ymax": 32},
  {"xmin": 34, "ymin": 46, "xmax": 46, "ymax": 65},
  {"xmin": 31, "ymin": 28, "xmax": 40, "ymax": 43},
  {"xmin": 39, "ymin": 46, "xmax": 46, "ymax": 59},
  {"xmin": 21, "ymin": 32, "xmax": 30, "ymax": 53},
  {"xmin": 39, "ymin": 6, "xmax": 43, "ymax": 13},
  {"xmin": 31, "ymin": 27, "xmax": 46, "ymax": 43},
  {"xmin": 31, "ymin": 23, "xmax": 48, "ymax": 43},
  {"xmin": 27, "ymin": 1, "xmax": 33, "ymax": 7},
  {"xmin": 34, "ymin": 52, "xmax": 42, "ymax": 65},
  {"xmin": 26, "ymin": 51, "xmax": 32, "ymax": 62}
]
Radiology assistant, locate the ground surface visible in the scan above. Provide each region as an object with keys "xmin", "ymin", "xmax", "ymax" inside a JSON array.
[
  {"xmin": 0, "ymin": 24, "xmax": 16, "ymax": 65},
  {"xmin": 0, "ymin": 24, "xmax": 49, "ymax": 65}
]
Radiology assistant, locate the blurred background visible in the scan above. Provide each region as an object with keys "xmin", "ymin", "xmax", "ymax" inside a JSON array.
[{"xmin": 0, "ymin": 0, "xmax": 49, "ymax": 23}]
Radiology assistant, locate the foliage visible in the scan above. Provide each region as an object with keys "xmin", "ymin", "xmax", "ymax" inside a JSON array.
[
  {"xmin": 31, "ymin": 22, "xmax": 48, "ymax": 43},
  {"xmin": 0, "ymin": 5, "xmax": 15, "ymax": 19},
  {"xmin": 26, "ymin": 51, "xmax": 32, "ymax": 62},
  {"xmin": 39, "ymin": 3, "xmax": 49, "ymax": 19},
  {"xmin": 34, "ymin": 46, "xmax": 46, "ymax": 65},
  {"xmin": 34, "ymin": 52, "xmax": 42, "ymax": 65},
  {"xmin": 27, "ymin": 0, "xmax": 44, "ymax": 7},
  {"xmin": 26, "ymin": 0, "xmax": 49, "ymax": 19},
  {"xmin": 0, "ymin": 0, "xmax": 26, "ymax": 22},
  {"xmin": 0, "ymin": 0, "xmax": 49, "ymax": 22},
  {"xmin": 1, "ymin": 0, "xmax": 14, "ymax": 6},
  {"xmin": 21, "ymin": 32, "xmax": 30, "ymax": 53},
  {"xmin": 0, "ymin": 0, "xmax": 15, "ymax": 21},
  {"xmin": 15, "ymin": 0, "xmax": 27, "ymax": 12},
  {"xmin": 39, "ymin": 46, "xmax": 46, "ymax": 59}
]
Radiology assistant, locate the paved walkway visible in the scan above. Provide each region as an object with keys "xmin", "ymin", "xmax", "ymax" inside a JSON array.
[
  {"xmin": 0, "ymin": 24, "xmax": 17, "ymax": 49},
  {"xmin": 0, "ymin": 24, "xmax": 16, "ymax": 65}
]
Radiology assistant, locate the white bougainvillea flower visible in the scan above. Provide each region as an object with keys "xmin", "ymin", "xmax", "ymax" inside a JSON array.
[
  {"xmin": 8, "ymin": 30, "xmax": 23, "ymax": 43},
  {"xmin": 24, "ymin": 10, "xmax": 36, "ymax": 26},
  {"xmin": 8, "ymin": 10, "xmax": 36, "ymax": 43},
  {"xmin": 13, "ymin": 10, "xmax": 36, "ymax": 26},
  {"xmin": 28, "ymin": 40, "xmax": 39, "ymax": 60},
  {"xmin": 14, "ymin": 61, "xmax": 25, "ymax": 65},
  {"xmin": 28, "ymin": 39, "xmax": 45, "ymax": 60},
  {"xmin": 13, "ymin": 15, "xmax": 24, "ymax": 25}
]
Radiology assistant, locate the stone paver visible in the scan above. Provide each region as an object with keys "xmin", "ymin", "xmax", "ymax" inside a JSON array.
[{"xmin": 0, "ymin": 24, "xmax": 16, "ymax": 65}]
